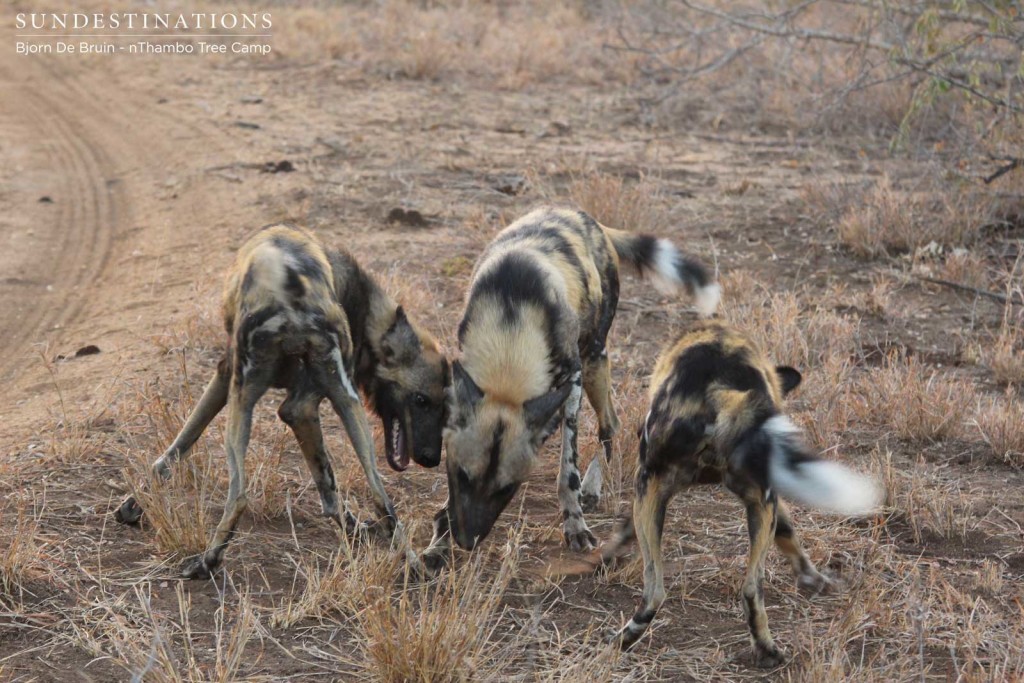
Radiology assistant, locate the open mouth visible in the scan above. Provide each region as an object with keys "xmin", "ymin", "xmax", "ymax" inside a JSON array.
[{"xmin": 384, "ymin": 417, "xmax": 410, "ymax": 471}]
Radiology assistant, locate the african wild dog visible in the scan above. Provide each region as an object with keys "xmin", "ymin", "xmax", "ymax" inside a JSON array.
[
  {"xmin": 607, "ymin": 321, "xmax": 880, "ymax": 666},
  {"xmin": 420, "ymin": 206, "xmax": 720, "ymax": 570},
  {"xmin": 114, "ymin": 225, "xmax": 448, "ymax": 579}
]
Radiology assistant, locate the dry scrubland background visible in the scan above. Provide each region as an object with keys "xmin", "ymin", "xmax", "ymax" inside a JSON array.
[{"xmin": 1, "ymin": 0, "xmax": 1023, "ymax": 681}]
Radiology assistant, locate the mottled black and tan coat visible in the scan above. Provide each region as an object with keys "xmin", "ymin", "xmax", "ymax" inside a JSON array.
[
  {"xmin": 422, "ymin": 207, "xmax": 720, "ymax": 569},
  {"xmin": 115, "ymin": 225, "xmax": 448, "ymax": 578},
  {"xmin": 607, "ymin": 322, "xmax": 879, "ymax": 666}
]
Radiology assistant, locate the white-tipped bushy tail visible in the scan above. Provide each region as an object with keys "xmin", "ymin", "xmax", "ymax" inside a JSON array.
[
  {"xmin": 693, "ymin": 281, "xmax": 721, "ymax": 318},
  {"xmin": 764, "ymin": 416, "xmax": 881, "ymax": 516},
  {"xmin": 605, "ymin": 228, "xmax": 720, "ymax": 317}
]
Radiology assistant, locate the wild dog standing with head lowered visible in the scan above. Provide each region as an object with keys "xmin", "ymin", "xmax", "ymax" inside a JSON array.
[
  {"xmin": 609, "ymin": 322, "xmax": 880, "ymax": 666},
  {"xmin": 421, "ymin": 206, "xmax": 720, "ymax": 571},
  {"xmin": 115, "ymin": 225, "xmax": 448, "ymax": 579}
]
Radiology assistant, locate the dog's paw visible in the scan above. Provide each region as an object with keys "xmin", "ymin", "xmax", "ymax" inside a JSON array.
[
  {"xmin": 411, "ymin": 548, "xmax": 450, "ymax": 582},
  {"xmin": 563, "ymin": 524, "xmax": 597, "ymax": 553},
  {"xmin": 580, "ymin": 491, "xmax": 601, "ymax": 513},
  {"xmin": 180, "ymin": 556, "xmax": 214, "ymax": 580},
  {"xmin": 753, "ymin": 642, "xmax": 786, "ymax": 669},
  {"xmin": 114, "ymin": 496, "xmax": 143, "ymax": 525},
  {"xmin": 798, "ymin": 570, "xmax": 837, "ymax": 595}
]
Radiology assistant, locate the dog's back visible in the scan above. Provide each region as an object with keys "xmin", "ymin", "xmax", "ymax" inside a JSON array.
[
  {"xmin": 641, "ymin": 322, "xmax": 790, "ymax": 484},
  {"xmin": 222, "ymin": 225, "xmax": 352, "ymax": 371},
  {"xmin": 616, "ymin": 321, "xmax": 879, "ymax": 663}
]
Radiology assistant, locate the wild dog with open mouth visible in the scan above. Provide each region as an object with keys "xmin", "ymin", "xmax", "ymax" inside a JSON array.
[
  {"xmin": 420, "ymin": 206, "xmax": 720, "ymax": 571},
  {"xmin": 114, "ymin": 224, "xmax": 448, "ymax": 579},
  {"xmin": 607, "ymin": 321, "xmax": 880, "ymax": 666}
]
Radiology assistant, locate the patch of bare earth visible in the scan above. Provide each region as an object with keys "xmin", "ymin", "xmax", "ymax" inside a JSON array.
[{"xmin": 1, "ymin": 2, "xmax": 1022, "ymax": 681}]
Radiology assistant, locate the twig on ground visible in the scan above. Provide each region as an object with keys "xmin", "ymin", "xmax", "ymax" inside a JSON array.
[{"xmin": 914, "ymin": 275, "xmax": 1024, "ymax": 306}]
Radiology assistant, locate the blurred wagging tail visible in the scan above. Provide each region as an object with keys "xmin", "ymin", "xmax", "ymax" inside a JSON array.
[
  {"xmin": 114, "ymin": 225, "xmax": 448, "ymax": 579},
  {"xmin": 606, "ymin": 322, "xmax": 880, "ymax": 666},
  {"xmin": 421, "ymin": 207, "xmax": 719, "ymax": 572}
]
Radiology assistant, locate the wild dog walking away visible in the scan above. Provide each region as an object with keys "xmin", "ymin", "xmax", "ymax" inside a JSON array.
[
  {"xmin": 420, "ymin": 206, "xmax": 720, "ymax": 571},
  {"xmin": 114, "ymin": 225, "xmax": 448, "ymax": 579},
  {"xmin": 607, "ymin": 321, "xmax": 880, "ymax": 666}
]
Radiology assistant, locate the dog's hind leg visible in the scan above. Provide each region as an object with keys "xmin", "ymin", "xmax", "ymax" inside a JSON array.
[
  {"xmin": 616, "ymin": 469, "xmax": 675, "ymax": 649},
  {"xmin": 278, "ymin": 382, "xmax": 362, "ymax": 538},
  {"xmin": 115, "ymin": 357, "xmax": 230, "ymax": 525},
  {"xmin": 732, "ymin": 480, "xmax": 784, "ymax": 668},
  {"xmin": 580, "ymin": 352, "xmax": 620, "ymax": 512},
  {"xmin": 774, "ymin": 500, "xmax": 832, "ymax": 593},
  {"xmin": 181, "ymin": 360, "xmax": 273, "ymax": 579}
]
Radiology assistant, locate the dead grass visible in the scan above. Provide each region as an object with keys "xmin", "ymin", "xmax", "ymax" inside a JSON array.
[
  {"xmin": 118, "ymin": 380, "xmax": 221, "ymax": 557},
  {"xmin": 63, "ymin": 580, "xmax": 264, "ymax": 682},
  {"xmin": 982, "ymin": 326, "xmax": 1024, "ymax": 388},
  {"xmin": 980, "ymin": 280, "xmax": 1024, "ymax": 387},
  {"xmin": 836, "ymin": 175, "xmax": 986, "ymax": 259},
  {"xmin": 939, "ymin": 248, "xmax": 991, "ymax": 291},
  {"xmin": 0, "ymin": 502, "xmax": 44, "ymax": 606},
  {"xmin": 347, "ymin": 528, "xmax": 520, "ymax": 682},
  {"xmin": 853, "ymin": 352, "xmax": 973, "ymax": 443},
  {"xmin": 273, "ymin": 1, "xmax": 628, "ymax": 88},
  {"xmin": 569, "ymin": 172, "xmax": 668, "ymax": 233},
  {"xmin": 973, "ymin": 393, "xmax": 1024, "ymax": 467}
]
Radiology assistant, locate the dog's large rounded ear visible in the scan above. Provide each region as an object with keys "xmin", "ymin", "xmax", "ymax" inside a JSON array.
[
  {"xmin": 776, "ymin": 366, "xmax": 803, "ymax": 396},
  {"xmin": 380, "ymin": 306, "xmax": 421, "ymax": 366},
  {"xmin": 452, "ymin": 360, "xmax": 483, "ymax": 409},
  {"xmin": 524, "ymin": 380, "xmax": 572, "ymax": 432}
]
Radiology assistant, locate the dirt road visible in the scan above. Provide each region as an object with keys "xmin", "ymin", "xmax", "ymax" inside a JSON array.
[{"xmin": 0, "ymin": 42, "xmax": 259, "ymax": 438}]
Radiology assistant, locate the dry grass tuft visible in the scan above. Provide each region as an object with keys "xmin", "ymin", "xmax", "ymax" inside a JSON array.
[
  {"xmin": 832, "ymin": 175, "xmax": 986, "ymax": 259},
  {"xmin": 120, "ymin": 455, "xmax": 218, "ymax": 558},
  {"xmin": 982, "ymin": 327, "xmax": 1024, "ymax": 387},
  {"xmin": 118, "ymin": 380, "xmax": 222, "ymax": 557},
  {"xmin": 719, "ymin": 272, "xmax": 860, "ymax": 369},
  {"xmin": 0, "ymin": 502, "xmax": 44, "ymax": 604},
  {"xmin": 939, "ymin": 248, "xmax": 991, "ymax": 290},
  {"xmin": 854, "ymin": 352, "xmax": 972, "ymax": 443},
  {"xmin": 271, "ymin": 538, "xmax": 392, "ymax": 629},
  {"xmin": 273, "ymin": 1, "xmax": 622, "ymax": 88},
  {"xmin": 972, "ymin": 393, "xmax": 1024, "ymax": 467},
  {"xmin": 67, "ymin": 581, "xmax": 264, "ymax": 682},
  {"xmin": 569, "ymin": 172, "xmax": 668, "ymax": 233},
  {"xmin": 330, "ymin": 527, "xmax": 522, "ymax": 682},
  {"xmin": 980, "ymin": 284, "xmax": 1024, "ymax": 387}
]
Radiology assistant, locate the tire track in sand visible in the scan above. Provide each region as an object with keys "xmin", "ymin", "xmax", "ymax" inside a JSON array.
[{"xmin": 0, "ymin": 64, "xmax": 116, "ymax": 383}]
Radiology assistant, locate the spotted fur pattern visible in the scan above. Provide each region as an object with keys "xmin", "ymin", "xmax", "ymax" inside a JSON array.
[
  {"xmin": 607, "ymin": 321, "xmax": 879, "ymax": 666},
  {"xmin": 114, "ymin": 224, "xmax": 447, "ymax": 578},
  {"xmin": 422, "ymin": 207, "xmax": 719, "ymax": 568}
]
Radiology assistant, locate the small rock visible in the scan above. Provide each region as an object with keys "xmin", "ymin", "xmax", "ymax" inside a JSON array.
[
  {"xmin": 234, "ymin": 121, "xmax": 261, "ymax": 130},
  {"xmin": 240, "ymin": 95, "xmax": 263, "ymax": 104},
  {"xmin": 387, "ymin": 208, "xmax": 429, "ymax": 227},
  {"xmin": 38, "ymin": 196, "xmax": 53, "ymax": 204},
  {"xmin": 261, "ymin": 160, "xmax": 295, "ymax": 174},
  {"xmin": 539, "ymin": 120, "xmax": 571, "ymax": 138},
  {"xmin": 75, "ymin": 344, "xmax": 101, "ymax": 358},
  {"xmin": 491, "ymin": 174, "xmax": 527, "ymax": 196}
]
